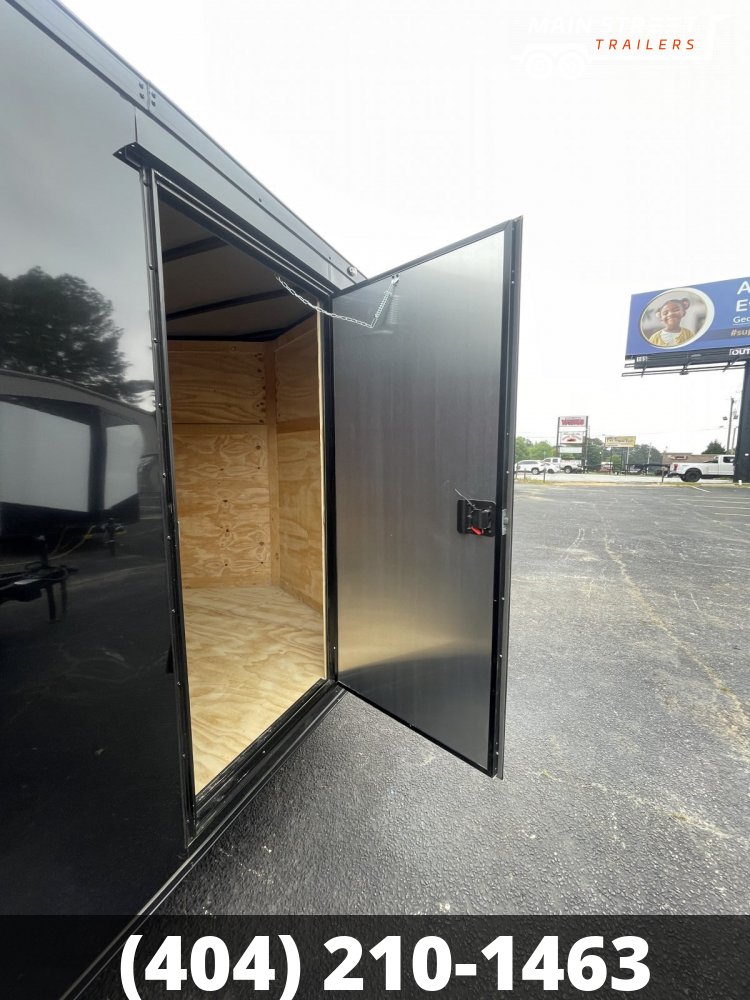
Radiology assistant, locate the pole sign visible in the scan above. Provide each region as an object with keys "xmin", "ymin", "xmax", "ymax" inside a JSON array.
[
  {"xmin": 605, "ymin": 436, "xmax": 636, "ymax": 448},
  {"xmin": 626, "ymin": 277, "xmax": 750, "ymax": 368},
  {"xmin": 557, "ymin": 416, "xmax": 588, "ymax": 452}
]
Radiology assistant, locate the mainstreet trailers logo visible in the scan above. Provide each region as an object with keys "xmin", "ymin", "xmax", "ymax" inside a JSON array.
[
  {"xmin": 514, "ymin": 14, "xmax": 719, "ymax": 78},
  {"xmin": 595, "ymin": 37, "xmax": 694, "ymax": 51}
]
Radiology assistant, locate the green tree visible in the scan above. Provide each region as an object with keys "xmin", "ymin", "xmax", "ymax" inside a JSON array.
[
  {"xmin": 515, "ymin": 437, "xmax": 555, "ymax": 461},
  {"xmin": 0, "ymin": 266, "xmax": 146, "ymax": 402},
  {"xmin": 585, "ymin": 437, "xmax": 604, "ymax": 469},
  {"xmin": 629, "ymin": 443, "xmax": 663, "ymax": 465},
  {"xmin": 514, "ymin": 436, "xmax": 534, "ymax": 461},
  {"xmin": 702, "ymin": 439, "xmax": 725, "ymax": 454}
]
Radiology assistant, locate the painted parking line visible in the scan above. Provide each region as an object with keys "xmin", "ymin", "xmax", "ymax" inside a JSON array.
[
  {"xmin": 676, "ymin": 497, "xmax": 750, "ymax": 510},
  {"xmin": 675, "ymin": 503, "xmax": 750, "ymax": 508}
]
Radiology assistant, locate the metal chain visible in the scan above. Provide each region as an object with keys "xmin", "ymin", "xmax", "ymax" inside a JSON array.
[{"xmin": 275, "ymin": 274, "xmax": 399, "ymax": 329}]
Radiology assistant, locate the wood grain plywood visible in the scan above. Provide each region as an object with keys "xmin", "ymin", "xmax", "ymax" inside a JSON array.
[
  {"xmin": 277, "ymin": 430, "xmax": 323, "ymax": 612},
  {"xmin": 263, "ymin": 344, "xmax": 280, "ymax": 586},
  {"xmin": 184, "ymin": 586, "xmax": 325, "ymax": 791},
  {"xmin": 274, "ymin": 320, "xmax": 320, "ymax": 425},
  {"xmin": 172, "ymin": 424, "xmax": 271, "ymax": 587},
  {"xmin": 168, "ymin": 342, "xmax": 266, "ymax": 424}
]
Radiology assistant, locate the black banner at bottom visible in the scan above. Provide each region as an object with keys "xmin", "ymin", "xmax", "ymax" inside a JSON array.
[{"xmin": 1, "ymin": 915, "xmax": 747, "ymax": 1000}]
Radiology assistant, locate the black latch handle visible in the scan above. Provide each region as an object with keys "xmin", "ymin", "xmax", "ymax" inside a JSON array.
[{"xmin": 456, "ymin": 497, "xmax": 497, "ymax": 537}]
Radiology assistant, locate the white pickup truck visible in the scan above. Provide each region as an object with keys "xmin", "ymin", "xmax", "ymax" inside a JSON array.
[
  {"xmin": 541, "ymin": 457, "xmax": 583, "ymax": 474},
  {"xmin": 668, "ymin": 455, "xmax": 735, "ymax": 482}
]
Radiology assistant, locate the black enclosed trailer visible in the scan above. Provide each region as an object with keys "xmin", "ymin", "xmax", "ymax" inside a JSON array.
[{"xmin": 0, "ymin": 0, "xmax": 521, "ymax": 993}]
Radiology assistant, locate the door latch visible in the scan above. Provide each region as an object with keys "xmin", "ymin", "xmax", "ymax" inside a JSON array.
[{"xmin": 456, "ymin": 498, "xmax": 496, "ymax": 537}]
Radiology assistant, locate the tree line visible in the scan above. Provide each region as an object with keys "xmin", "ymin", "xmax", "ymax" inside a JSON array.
[
  {"xmin": 515, "ymin": 436, "xmax": 662, "ymax": 470},
  {"xmin": 516, "ymin": 436, "xmax": 732, "ymax": 470}
]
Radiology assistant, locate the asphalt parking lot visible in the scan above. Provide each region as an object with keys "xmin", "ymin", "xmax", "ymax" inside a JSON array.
[
  {"xmin": 507, "ymin": 479, "xmax": 749, "ymax": 893},
  {"xmin": 139, "ymin": 478, "xmax": 750, "ymax": 922}
]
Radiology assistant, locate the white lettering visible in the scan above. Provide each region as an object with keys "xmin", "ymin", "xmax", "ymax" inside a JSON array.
[
  {"xmin": 529, "ymin": 17, "xmax": 592, "ymax": 35},
  {"xmin": 736, "ymin": 299, "xmax": 749, "ymax": 312},
  {"xmin": 736, "ymin": 280, "xmax": 750, "ymax": 294}
]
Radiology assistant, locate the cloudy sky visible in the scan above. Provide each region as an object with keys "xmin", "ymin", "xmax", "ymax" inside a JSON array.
[{"xmin": 64, "ymin": 0, "xmax": 749, "ymax": 453}]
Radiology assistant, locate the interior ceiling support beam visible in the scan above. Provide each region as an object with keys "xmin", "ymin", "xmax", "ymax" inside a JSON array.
[
  {"xmin": 162, "ymin": 236, "xmax": 226, "ymax": 263},
  {"xmin": 166, "ymin": 289, "xmax": 288, "ymax": 321},
  {"xmin": 167, "ymin": 321, "xmax": 311, "ymax": 342}
]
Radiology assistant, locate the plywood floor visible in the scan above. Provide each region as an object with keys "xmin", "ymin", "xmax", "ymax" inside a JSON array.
[{"xmin": 183, "ymin": 586, "xmax": 325, "ymax": 791}]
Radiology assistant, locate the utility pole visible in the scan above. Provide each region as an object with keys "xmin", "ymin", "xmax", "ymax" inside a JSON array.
[
  {"xmin": 726, "ymin": 396, "xmax": 737, "ymax": 453},
  {"xmin": 734, "ymin": 364, "xmax": 749, "ymax": 483}
]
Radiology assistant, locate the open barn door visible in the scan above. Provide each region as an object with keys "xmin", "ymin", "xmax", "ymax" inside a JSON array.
[{"xmin": 331, "ymin": 219, "xmax": 521, "ymax": 775}]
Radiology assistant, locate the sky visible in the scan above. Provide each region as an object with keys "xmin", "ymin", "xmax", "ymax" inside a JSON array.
[{"xmin": 63, "ymin": 0, "xmax": 749, "ymax": 454}]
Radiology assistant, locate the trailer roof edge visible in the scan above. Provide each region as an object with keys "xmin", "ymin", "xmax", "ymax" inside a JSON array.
[{"xmin": 6, "ymin": 0, "xmax": 362, "ymax": 289}]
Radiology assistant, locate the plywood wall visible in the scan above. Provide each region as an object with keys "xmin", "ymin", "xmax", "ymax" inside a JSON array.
[
  {"xmin": 273, "ymin": 319, "xmax": 324, "ymax": 613},
  {"xmin": 167, "ymin": 327, "xmax": 323, "ymax": 606},
  {"xmin": 168, "ymin": 341, "xmax": 272, "ymax": 588}
]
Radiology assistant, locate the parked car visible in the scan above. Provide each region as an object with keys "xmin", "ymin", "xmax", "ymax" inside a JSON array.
[{"xmin": 515, "ymin": 460, "xmax": 543, "ymax": 474}]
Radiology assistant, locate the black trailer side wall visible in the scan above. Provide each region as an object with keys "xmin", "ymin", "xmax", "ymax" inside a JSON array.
[{"xmin": 0, "ymin": 0, "xmax": 185, "ymax": 931}]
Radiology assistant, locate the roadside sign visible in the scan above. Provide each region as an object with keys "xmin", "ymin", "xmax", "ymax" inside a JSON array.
[
  {"xmin": 626, "ymin": 277, "xmax": 750, "ymax": 368},
  {"xmin": 605, "ymin": 435, "xmax": 636, "ymax": 448},
  {"xmin": 557, "ymin": 415, "xmax": 588, "ymax": 450}
]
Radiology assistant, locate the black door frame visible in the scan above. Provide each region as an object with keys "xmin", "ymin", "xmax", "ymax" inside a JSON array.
[
  {"xmin": 138, "ymin": 156, "xmax": 344, "ymax": 844},
  {"xmin": 137, "ymin": 144, "xmax": 521, "ymax": 845}
]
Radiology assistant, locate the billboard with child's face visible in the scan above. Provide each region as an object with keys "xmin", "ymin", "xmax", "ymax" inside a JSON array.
[{"xmin": 626, "ymin": 277, "xmax": 750, "ymax": 367}]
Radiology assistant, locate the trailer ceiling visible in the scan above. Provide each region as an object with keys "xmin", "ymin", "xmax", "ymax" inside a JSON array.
[{"xmin": 159, "ymin": 197, "xmax": 313, "ymax": 341}]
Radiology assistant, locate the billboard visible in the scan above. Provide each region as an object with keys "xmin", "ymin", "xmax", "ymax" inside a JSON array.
[
  {"xmin": 626, "ymin": 277, "xmax": 750, "ymax": 368},
  {"xmin": 605, "ymin": 435, "xmax": 636, "ymax": 448}
]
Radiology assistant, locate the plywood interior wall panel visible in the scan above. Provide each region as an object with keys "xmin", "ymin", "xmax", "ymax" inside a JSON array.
[
  {"xmin": 168, "ymin": 341, "xmax": 271, "ymax": 589},
  {"xmin": 276, "ymin": 430, "xmax": 324, "ymax": 612},
  {"xmin": 263, "ymin": 344, "xmax": 281, "ymax": 587},
  {"xmin": 172, "ymin": 425, "xmax": 271, "ymax": 588},
  {"xmin": 168, "ymin": 341, "xmax": 267, "ymax": 425},
  {"xmin": 273, "ymin": 319, "xmax": 324, "ymax": 612},
  {"xmin": 167, "ymin": 327, "xmax": 323, "ymax": 600},
  {"xmin": 274, "ymin": 318, "xmax": 320, "ymax": 425}
]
